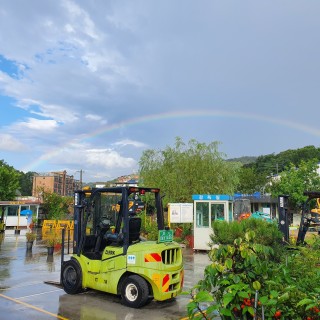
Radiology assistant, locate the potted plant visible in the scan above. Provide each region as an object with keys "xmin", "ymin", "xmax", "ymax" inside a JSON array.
[
  {"xmin": 26, "ymin": 232, "xmax": 37, "ymax": 250},
  {"xmin": 182, "ymin": 224, "xmax": 193, "ymax": 248},
  {"xmin": 45, "ymin": 231, "xmax": 59, "ymax": 255}
]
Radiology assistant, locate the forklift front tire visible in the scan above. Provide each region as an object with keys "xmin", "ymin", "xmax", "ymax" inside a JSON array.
[
  {"xmin": 121, "ymin": 275, "xmax": 149, "ymax": 308},
  {"xmin": 61, "ymin": 259, "xmax": 83, "ymax": 294}
]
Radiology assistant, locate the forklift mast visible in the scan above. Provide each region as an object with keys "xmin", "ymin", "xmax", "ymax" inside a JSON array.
[
  {"xmin": 73, "ymin": 189, "xmax": 88, "ymax": 253},
  {"xmin": 296, "ymin": 191, "xmax": 320, "ymax": 245}
]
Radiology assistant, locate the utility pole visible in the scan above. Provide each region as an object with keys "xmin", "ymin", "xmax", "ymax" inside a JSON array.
[
  {"xmin": 80, "ymin": 169, "xmax": 83, "ymax": 189},
  {"xmin": 75, "ymin": 169, "xmax": 84, "ymax": 189}
]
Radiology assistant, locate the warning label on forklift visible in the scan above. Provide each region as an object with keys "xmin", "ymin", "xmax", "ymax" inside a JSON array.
[{"xmin": 127, "ymin": 255, "xmax": 136, "ymax": 264}]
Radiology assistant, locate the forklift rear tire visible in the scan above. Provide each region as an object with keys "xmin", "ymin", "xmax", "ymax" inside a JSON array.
[
  {"xmin": 61, "ymin": 259, "xmax": 83, "ymax": 294},
  {"xmin": 121, "ymin": 275, "xmax": 149, "ymax": 308}
]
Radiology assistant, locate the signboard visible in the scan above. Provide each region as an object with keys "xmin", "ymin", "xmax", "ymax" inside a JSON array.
[
  {"xmin": 180, "ymin": 203, "xmax": 193, "ymax": 223},
  {"xmin": 263, "ymin": 208, "xmax": 270, "ymax": 215},
  {"xmin": 192, "ymin": 194, "xmax": 233, "ymax": 201},
  {"xmin": 169, "ymin": 203, "xmax": 181, "ymax": 223},
  {"xmin": 168, "ymin": 203, "xmax": 193, "ymax": 223},
  {"xmin": 158, "ymin": 230, "xmax": 173, "ymax": 243}
]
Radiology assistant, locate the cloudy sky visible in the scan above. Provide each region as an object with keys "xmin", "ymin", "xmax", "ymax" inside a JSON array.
[{"xmin": 0, "ymin": 1, "xmax": 319, "ymax": 182}]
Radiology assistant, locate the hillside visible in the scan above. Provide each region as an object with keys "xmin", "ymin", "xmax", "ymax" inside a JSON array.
[{"xmin": 227, "ymin": 156, "xmax": 257, "ymax": 165}]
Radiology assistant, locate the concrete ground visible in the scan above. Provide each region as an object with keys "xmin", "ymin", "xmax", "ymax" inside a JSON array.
[{"xmin": 0, "ymin": 229, "xmax": 211, "ymax": 320}]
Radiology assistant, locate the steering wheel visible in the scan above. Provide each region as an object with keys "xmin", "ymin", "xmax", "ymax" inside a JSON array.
[{"xmin": 99, "ymin": 217, "xmax": 111, "ymax": 229}]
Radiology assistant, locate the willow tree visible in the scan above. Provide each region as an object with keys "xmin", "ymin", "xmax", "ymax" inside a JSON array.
[{"xmin": 139, "ymin": 137, "xmax": 241, "ymax": 206}]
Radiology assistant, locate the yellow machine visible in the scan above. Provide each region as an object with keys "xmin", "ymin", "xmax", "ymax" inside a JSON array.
[
  {"xmin": 297, "ymin": 192, "xmax": 320, "ymax": 244},
  {"xmin": 0, "ymin": 207, "xmax": 6, "ymax": 233},
  {"xmin": 60, "ymin": 186, "xmax": 184, "ymax": 308},
  {"xmin": 311, "ymin": 198, "xmax": 320, "ymax": 215}
]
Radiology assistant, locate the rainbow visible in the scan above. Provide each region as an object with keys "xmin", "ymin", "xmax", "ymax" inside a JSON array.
[
  {"xmin": 22, "ymin": 109, "xmax": 320, "ymax": 172},
  {"xmin": 82, "ymin": 109, "xmax": 320, "ymax": 139}
]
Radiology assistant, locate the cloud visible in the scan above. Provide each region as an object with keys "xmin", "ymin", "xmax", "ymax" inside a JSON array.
[
  {"xmin": 86, "ymin": 148, "xmax": 136, "ymax": 168},
  {"xmin": 0, "ymin": 1, "xmax": 320, "ymax": 182},
  {"xmin": 113, "ymin": 139, "xmax": 148, "ymax": 148},
  {"xmin": 33, "ymin": 141, "xmax": 137, "ymax": 176},
  {"xmin": 0, "ymin": 134, "xmax": 26, "ymax": 151},
  {"xmin": 85, "ymin": 113, "xmax": 107, "ymax": 124},
  {"xmin": 9, "ymin": 118, "xmax": 59, "ymax": 132}
]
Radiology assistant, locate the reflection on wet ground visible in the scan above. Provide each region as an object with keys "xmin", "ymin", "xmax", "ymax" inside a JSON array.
[{"xmin": 0, "ymin": 229, "xmax": 211, "ymax": 320}]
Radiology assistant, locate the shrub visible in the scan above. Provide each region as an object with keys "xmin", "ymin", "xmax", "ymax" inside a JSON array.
[
  {"xmin": 210, "ymin": 219, "xmax": 283, "ymax": 247},
  {"xmin": 26, "ymin": 232, "xmax": 37, "ymax": 242},
  {"xmin": 186, "ymin": 220, "xmax": 320, "ymax": 319},
  {"xmin": 210, "ymin": 218, "xmax": 285, "ymax": 261}
]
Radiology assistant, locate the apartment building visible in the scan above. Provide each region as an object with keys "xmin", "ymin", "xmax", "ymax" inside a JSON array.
[{"xmin": 32, "ymin": 171, "xmax": 81, "ymax": 198}]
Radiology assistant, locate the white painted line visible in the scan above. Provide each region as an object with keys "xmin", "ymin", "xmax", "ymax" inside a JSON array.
[
  {"xmin": 0, "ymin": 280, "xmax": 45, "ymax": 290},
  {"xmin": 16, "ymin": 289, "xmax": 63, "ymax": 300}
]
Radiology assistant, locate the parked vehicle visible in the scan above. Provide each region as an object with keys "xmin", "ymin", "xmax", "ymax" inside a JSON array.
[
  {"xmin": 60, "ymin": 186, "xmax": 184, "ymax": 308},
  {"xmin": 296, "ymin": 191, "xmax": 320, "ymax": 244}
]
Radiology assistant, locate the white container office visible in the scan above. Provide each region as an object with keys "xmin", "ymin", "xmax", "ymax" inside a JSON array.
[{"xmin": 193, "ymin": 194, "xmax": 234, "ymax": 251}]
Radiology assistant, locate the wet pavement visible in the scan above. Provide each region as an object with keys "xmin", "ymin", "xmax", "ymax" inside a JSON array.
[{"xmin": 0, "ymin": 230, "xmax": 211, "ymax": 320}]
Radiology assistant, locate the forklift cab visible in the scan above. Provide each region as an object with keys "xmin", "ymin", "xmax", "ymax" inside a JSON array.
[{"xmin": 73, "ymin": 186, "xmax": 163, "ymax": 259}]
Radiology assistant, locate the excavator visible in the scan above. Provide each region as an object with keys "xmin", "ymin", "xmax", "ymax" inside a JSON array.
[{"xmin": 296, "ymin": 191, "xmax": 320, "ymax": 245}]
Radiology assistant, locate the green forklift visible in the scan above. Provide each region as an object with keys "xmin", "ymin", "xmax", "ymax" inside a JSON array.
[{"xmin": 60, "ymin": 186, "xmax": 184, "ymax": 308}]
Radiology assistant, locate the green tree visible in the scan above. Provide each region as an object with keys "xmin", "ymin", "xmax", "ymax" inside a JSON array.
[
  {"xmin": 139, "ymin": 137, "xmax": 241, "ymax": 206},
  {"xmin": 18, "ymin": 171, "xmax": 35, "ymax": 196},
  {"xmin": 0, "ymin": 160, "xmax": 21, "ymax": 200},
  {"xmin": 269, "ymin": 159, "xmax": 320, "ymax": 209},
  {"xmin": 247, "ymin": 145, "xmax": 320, "ymax": 176},
  {"xmin": 41, "ymin": 190, "xmax": 73, "ymax": 220},
  {"xmin": 236, "ymin": 167, "xmax": 268, "ymax": 194}
]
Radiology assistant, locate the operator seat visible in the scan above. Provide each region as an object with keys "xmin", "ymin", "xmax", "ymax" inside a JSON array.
[
  {"xmin": 104, "ymin": 214, "xmax": 141, "ymax": 246},
  {"xmin": 128, "ymin": 215, "xmax": 141, "ymax": 244}
]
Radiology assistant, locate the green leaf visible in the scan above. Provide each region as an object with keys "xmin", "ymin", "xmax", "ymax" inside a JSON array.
[
  {"xmin": 264, "ymin": 298, "xmax": 277, "ymax": 306},
  {"xmin": 216, "ymin": 264, "xmax": 224, "ymax": 273},
  {"xmin": 220, "ymin": 308, "xmax": 232, "ymax": 316},
  {"xmin": 195, "ymin": 291, "xmax": 214, "ymax": 302},
  {"xmin": 296, "ymin": 298, "xmax": 314, "ymax": 307},
  {"xmin": 278, "ymin": 292, "xmax": 289, "ymax": 302},
  {"xmin": 247, "ymin": 306, "xmax": 255, "ymax": 316},
  {"xmin": 206, "ymin": 304, "xmax": 219, "ymax": 316},
  {"xmin": 238, "ymin": 291, "xmax": 250, "ymax": 299},
  {"xmin": 233, "ymin": 275, "xmax": 240, "ymax": 284},
  {"xmin": 269, "ymin": 290, "xmax": 279, "ymax": 299},
  {"xmin": 225, "ymin": 258, "xmax": 233, "ymax": 269},
  {"xmin": 240, "ymin": 250, "xmax": 248, "ymax": 258},
  {"xmin": 259, "ymin": 295, "xmax": 268, "ymax": 304},
  {"xmin": 245, "ymin": 230, "xmax": 255, "ymax": 241},
  {"xmin": 223, "ymin": 293, "xmax": 235, "ymax": 307},
  {"xmin": 187, "ymin": 301, "xmax": 198, "ymax": 316}
]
